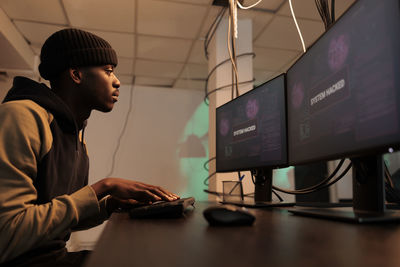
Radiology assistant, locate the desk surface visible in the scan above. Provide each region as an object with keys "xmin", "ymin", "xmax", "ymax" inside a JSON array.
[{"xmin": 85, "ymin": 202, "xmax": 400, "ymax": 267}]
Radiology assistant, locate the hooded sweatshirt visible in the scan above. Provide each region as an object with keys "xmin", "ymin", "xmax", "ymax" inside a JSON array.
[{"xmin": 0, "ymin": 77, "xmax": 109, "ymax": 264}]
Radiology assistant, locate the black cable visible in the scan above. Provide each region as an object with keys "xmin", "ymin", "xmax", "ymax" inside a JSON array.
[
  {"xmin": 204, "ymin": 52, "xmax": 255, "ymax": 97},
  {"xmin": 384, "ymin": 162, "xmax": 395, "ymax": 188},
  {"xmin": 250, "ymin": 159, "xmax": 345, "ymax": 194},
  {"xmin": 203, "ymin": 52, "xmax": 256, "ymax": 105},
  {"xmin": 203, "ymin": 157, "xmax": 216, "ymax": 172},
  {"xmin": 237, "ymin": 171, "xmax": 242, "ymax": 181},
  {"xmin": 315, "ymin": 0, "xmax": 335, "ymax": 30},
  {"xmin": 251, "ymin": 172, "xmax": 256, "ymax": 184},
  {"xmin": 384, "ymin": 162, "xmax": 400, "ymax": 204},
  {"xmin": 315, "ymin": 0, "xmax": 324, "ymax": 27},
  {"xmin": 293, "ymin": 159, "xmax": 345, "ymax": 193},
  {"xmin": 204, "ymin": 7, "xmax": 227, "ymax": 60},
  {"xmin": 106, "ymin": 77, "xmax": 135, "ymax": 177},
  {"xmin": 326, "ymin": 0, "xmax": 332, "ymax": 26},
  {"xmin": 315, "ymin": 0, "xmax": 328, "ymax": 29},
  {"xmin": 318, "ymin": 162, "xmax": 352, "ymax": 189},
  {"xmin": 272, "ymin": 189, "xmax": 283, "ymax": 202},
  {"xmin": 204, "ymin": 7, "xmax": 226, "ymax": 46},
  {"xmin": 284, "ymin": 159, "xmax": 345, "ymax": 194},
  {"xmin": 204, "ymin": 189, "xmax": 222, "ymax": 197},
  {"xmin": 250, "ymin": 172, "xmax": 282, "ymax": 201},
  {"xmin": 273, "ymin": 161, "xmax": 352, "ymax": 195},
  {"xmin": 324, "ymin": 0, "xmax": 332, "ymax": 27},
  {"xmin": 204, "ymin": 171, "xmax": 217, "ymax": 186},
  {"xmin": 206, "ymin": 7, "xmax": 226, "ymax": 37},
  {"xmin": 204, "ymin": 79, "xmax": 255, "ymax": 105},
  {"xmin": 204, "ymin": 7, "xmax": 228, "ymax": 60}
]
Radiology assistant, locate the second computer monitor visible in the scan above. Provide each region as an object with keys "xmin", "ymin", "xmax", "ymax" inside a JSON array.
[
  {"xmin": 216, "ymin": 74, "xmax": 287, "ymax": 172},
  {"xmin": 286, "ymin": 0, "xmax": 400, "ymax": 165}
]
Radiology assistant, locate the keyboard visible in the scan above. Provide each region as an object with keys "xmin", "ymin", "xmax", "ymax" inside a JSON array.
[{"xmin": 128, "ymin": 197, "xmax": 195, "ymax": 219}]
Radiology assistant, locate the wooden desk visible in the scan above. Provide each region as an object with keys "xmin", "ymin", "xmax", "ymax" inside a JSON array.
[{"xmin": 85, "ymin": 202, "xmax": 400, "ymax": 267}]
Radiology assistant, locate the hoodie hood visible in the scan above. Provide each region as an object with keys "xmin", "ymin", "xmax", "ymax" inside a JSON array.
[{"xmin": 2, "ymin": 76, "xmax": 78, "ymax": 134}]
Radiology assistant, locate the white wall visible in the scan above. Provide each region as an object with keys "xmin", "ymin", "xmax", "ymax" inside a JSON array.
[
  {"xmin": 70, "ymin": 83, "xmax": 208, "ymax": 250},
  {"xmin": 85, "ymin": 84, "xmax": 206, "ymax": 194}
]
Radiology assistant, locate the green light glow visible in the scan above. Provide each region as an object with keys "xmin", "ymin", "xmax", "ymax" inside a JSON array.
[
  {"xmin": 178, "ymin": 102, "xmax": 209, "ymax": 201},
  {"xmin": 273, "ymin": 167, "xmax": 294, "ymax": 188},
  {"xmin": 177, "ymin": 101, "xmax": 293, "ymax": 200}
]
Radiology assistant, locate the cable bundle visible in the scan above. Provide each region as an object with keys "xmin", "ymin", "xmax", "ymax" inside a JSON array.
[
  {"xmin": 315, "ymin": 0, "xmax": 336, "ymax": 30},
  {"xmin": 272, "ymin": 160, "xmax": 352, "ymax": 196}
]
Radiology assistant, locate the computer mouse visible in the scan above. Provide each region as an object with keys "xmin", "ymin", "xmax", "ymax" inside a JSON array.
[{"xmin": 203, "ymin": 204, "xmax": 255, "ymax": 226}]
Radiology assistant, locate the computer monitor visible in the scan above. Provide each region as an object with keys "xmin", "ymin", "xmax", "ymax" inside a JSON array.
[
  {"xmin": 286, "ymin": 0, "xmax": 400, "ymax": 222},
  {"xmin": 216, "ymin": 74, "xmax": 292, "ymax": 207}
]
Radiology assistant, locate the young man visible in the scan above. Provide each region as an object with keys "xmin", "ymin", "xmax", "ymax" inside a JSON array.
[{"xmin": 0, "ymin": 28, "xmax": 179, "ymax": 266}]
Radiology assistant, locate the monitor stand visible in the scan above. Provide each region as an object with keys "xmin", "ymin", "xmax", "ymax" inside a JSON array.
[
  {"xmin": 289, "ymin": 155, "xmax": 400, "ymax": 223},
  {"xmin": 221, "ymin": 167, "xmax": 295, "ymax": 208}
]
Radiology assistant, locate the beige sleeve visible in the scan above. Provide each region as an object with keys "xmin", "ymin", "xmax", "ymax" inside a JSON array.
[
  {"xmin": 0, "ymin": 100, "xmax": 107, "ymax": 263},
  {"xmin": 72, "ymin": 193, "xmax": 111, "ymax": 231}
]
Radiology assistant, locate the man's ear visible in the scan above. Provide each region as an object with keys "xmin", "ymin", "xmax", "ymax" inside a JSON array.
[{"xmin": 69, "ymin": 68, "xmax": 83, "ymax": 84}]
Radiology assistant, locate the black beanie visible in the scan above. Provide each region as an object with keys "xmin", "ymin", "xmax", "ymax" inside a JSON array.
[{"xmin": 39, "ymin": 28, "xmax": 118, "ymax": 80}]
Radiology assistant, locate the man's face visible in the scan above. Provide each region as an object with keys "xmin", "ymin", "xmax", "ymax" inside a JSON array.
[{"xmin": 80, "ymin": 65, "xmax": 121, "ymax": 112}]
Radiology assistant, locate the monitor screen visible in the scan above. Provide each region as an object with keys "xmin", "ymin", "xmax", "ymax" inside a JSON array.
[
  {"xmin": 216, "ymin": 74, "xmax": 287, "ymax": 172},
  {"xmin": 287, "ymin": 0, "xmax": 400, "ymax": 165}
]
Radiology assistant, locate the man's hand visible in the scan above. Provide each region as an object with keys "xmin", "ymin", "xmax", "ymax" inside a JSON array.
[{"xmin": 91, "ymin": 178, "xmax": 180, "ymax": 205}]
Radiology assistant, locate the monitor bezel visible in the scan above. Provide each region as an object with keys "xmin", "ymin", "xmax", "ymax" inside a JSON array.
[
  {"xmin": 215, "ymin": 73, "xmax": 289, "ymax": 173},
  {"xmin": 286, "ymin": 0, "xmax": 400, "ymax": 166}
]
